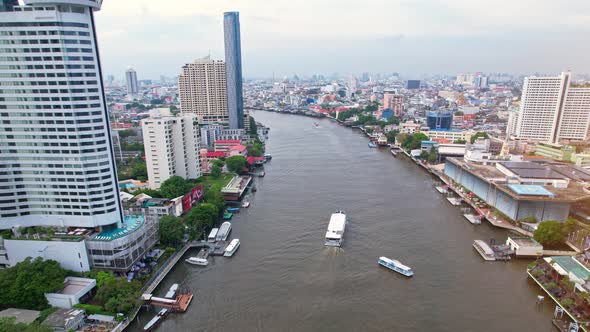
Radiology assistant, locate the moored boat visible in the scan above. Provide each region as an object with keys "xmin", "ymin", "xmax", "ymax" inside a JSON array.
[
  {"xmin": 223, "ymin": 211, "xmax": 233, "ymax": 220},
  {"xmin": 164, "ymin": 284, "xmax": 179, "ymax": 299},
  {"xmin": 241, "ymin": 201, "xmax": 250, "ymax": 208},
  {"xmin": 325, "ymin": 211, "xmax": 346, "ymax": 247},
  {"xmin": 368, "ymin": 142, "xmax": 377, "ymax": 148},
  {"xmin": 227, "ymin": 207, "xmax": 240, "ymax": 213},
  {"xmin": 224, "ymin": 239, "xmax": 240, "ymax": 257},
  {"xmin": 473, "ymin": 240, "xmax": 495, "ymax": 261},
  {"xmin": 185, "ymin": 257, "xmax": 209, "ymax": 266},
  {"xmin": 216, "ymin": 222, "xmax": 232, "ymax": 241},
  {"xmin": 378, "ymin": 256, "xmax": 414, "ymax": 277}
]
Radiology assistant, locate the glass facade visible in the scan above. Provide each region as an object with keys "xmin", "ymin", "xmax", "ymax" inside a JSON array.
[
  {"xmin": 223, "ymin": 12, "xmax": 244, "ymax": 129},
  {"xmin": 427, "ymin": 112, "xmax": 453, "ymax": 130}
]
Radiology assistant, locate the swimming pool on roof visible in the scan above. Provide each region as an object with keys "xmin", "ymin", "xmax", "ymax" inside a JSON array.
[
  {"xmin": 507, "ymin": 184, "xmax": 554, "ymax": 197},
  {"xmin": 92, "ymin": 215, "xmax": 144, "ymax": 241}
]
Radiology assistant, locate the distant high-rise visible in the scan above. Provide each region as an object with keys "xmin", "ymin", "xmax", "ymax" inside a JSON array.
[
  {"xmin": 224, "ymin": 12, "xmax": 244, "ymax": 129},
  {"xmin": 125, "ymin": 67, "xmax": 139, "ymax": 97},
  {"xmin": 179, "ymin": 58, "xmax": 229, "ymax": 124},
  {"xmin": 510, "ymin": 72, "xmax": 590, "ymax": 143},
  {"xmin": 383, "ymin": 93, "xmax": 404, "ymax": 117},
  {"xmin": 407, "ymin": 80, "xmax": 421, "ymax": 89}
]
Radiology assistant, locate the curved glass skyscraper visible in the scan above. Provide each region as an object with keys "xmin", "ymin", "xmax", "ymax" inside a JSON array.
[{"xmin": 223, "ymin": 11, "xmax": 244, "ymax": 129}]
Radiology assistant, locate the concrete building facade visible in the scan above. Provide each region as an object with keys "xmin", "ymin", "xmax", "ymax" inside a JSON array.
[
  {"xmin": 142, "ymin": 114, "xmax": 202, "ymax": 189},
  {"xmin": 179, "ymin": 57, "xmax": 228, "ymax": 124}
]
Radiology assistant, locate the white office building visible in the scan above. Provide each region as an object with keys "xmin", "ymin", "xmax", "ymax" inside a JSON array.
[
  {"xmin": 142, "ymin": 113, "xmax": 202, "ymax": 189},
  {"xmin": 512, "ymin": 72, "xmax": 590, "ymax": 143},
  {"xmin": 179, "ymin": 57, "xmax": 229, "ymax": 124},
  {"xmin": 0, "ymin": 0, "xmax": 158, "ymax": 273}
]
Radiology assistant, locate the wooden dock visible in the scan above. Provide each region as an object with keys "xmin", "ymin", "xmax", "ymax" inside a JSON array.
[{"xmin": 210, "ymin": 241, "xmax": 229, "ymax": 256}]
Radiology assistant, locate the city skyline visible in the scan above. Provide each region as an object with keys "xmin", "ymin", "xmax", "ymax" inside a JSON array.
[{"xmin": 95, "ymin": 0, "xmax": 590, "ymax": 79}]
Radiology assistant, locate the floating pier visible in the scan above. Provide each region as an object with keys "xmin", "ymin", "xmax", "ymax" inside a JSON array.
[
  {"xmin": 446, "ymin": 197, "xmax": 462, "ymax": 206},
  {"xmin": 463, "ymin": 214, "xmax": 482, "ymax": 225}
]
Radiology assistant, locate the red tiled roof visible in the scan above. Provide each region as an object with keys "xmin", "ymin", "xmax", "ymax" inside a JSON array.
[
  {"xmin": 246, "ymin": 156, "xmax": 265, "ymax": 165},
  {"xmin": 215, "ymin": 140, "xmax": 240, "ymax": 144},
  {"xmin": 229, "ymin": 145, "xmax": 247, "ymax": 152},
  {"xmin": 207, "ymin": 151, "xmax": 226, "ymax": 158}
]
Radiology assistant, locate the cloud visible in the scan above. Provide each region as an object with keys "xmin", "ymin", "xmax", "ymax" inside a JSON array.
[{"xmin": 93, "ymin": 0, "xmax": 590, "ymax": 78}]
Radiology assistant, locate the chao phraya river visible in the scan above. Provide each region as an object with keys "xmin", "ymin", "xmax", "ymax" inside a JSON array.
[{"xmin": 129, "ymin": 110, "xmax": 555, "ymax": 332}]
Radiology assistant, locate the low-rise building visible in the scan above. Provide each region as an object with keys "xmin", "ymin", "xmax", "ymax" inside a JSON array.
[
  {"xmin": 400, "ymin": 122, "xmax": 421, "ymax": 134},
  {"xmin": 423, "ymin": 129, "xmax": 474, "ymax": 143},
  {"xmin": 45, "ymin": 277, "xmax": 96, "ymax": 309},
  {"xmin": 43, "ymin": 308, "xmax": 85, "ymax": 332},
  {"xmin": 505, "ymin": 237, "xmax": 543, "ymax": 257}
]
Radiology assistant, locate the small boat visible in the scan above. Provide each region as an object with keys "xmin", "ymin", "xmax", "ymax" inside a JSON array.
[
  {"xmin": 368, "ymin": 142, "xmax": 377, "ymax": 148},
  {"xmin": 314, "ymin": 122, "xmax": 319, "ymax": 127},
  {"xmin": 473, "ymin": 240, "xmax": 495, "ymax": 261},
  {"xmin": 185, "ymin": 257, "xmax": 208, "ymax": 266},
  {"xmin": 224, "ymin": 239, "xmax": 240, "ymax": 257},
  {"xmin": 252, "ymin": 186, "xmax": 257, "ymax": 192},
  {"xmin": 390, "ymin": 149, "xmax": 398, "ymax": 157},
  {"xmin": 207, "ymin": 228, "xmax": 219, "ymax": 242},
  {"xmin": 325, "ymin": 211, "xmax": 346, "ymax": 247},
  {"xmin": 242, "ymin": 201, "xmax": 250, "ymax": 208},
  {"xmin": 226, "ymin": 207, "xmax": 240, "ymax": 213},
  {"xmin": 143, "ymin": 309, "xmax": 169, "ymax": 331},
  {"xmin": 223, "ymin": 211, "xmax": 233, "ymax": 220},
  {"xmin": 258, "ymin": 171, "xmax": 265, "ymax": 177},
  {"xmin": 164, "ymin": 284, "xmax": 179, "ymax": 299},
  {"xmin": 378, "ymin": 257, "xmax": 414, "ymax": 277},
  {"xmin": 264, "ymin": 153, "xmax": 272, "ymax": 161}
]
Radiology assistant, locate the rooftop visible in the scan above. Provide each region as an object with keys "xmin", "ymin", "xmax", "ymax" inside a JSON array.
[
  {"xmin": 508, "ymin": 236, "xmax": 542, "ymax": 247},
  {"xmin": 499, "ymin": 161, "xmax": 567, "ymax": 180},
  {"xmin": 0, "ymin": 308, "xmax": 40, "ymax": 324},
  {"xmin": 508, "ymin": 185, "xmax": 555, "ymax": 197},
  {"xmin": 546, "ymin": 256, "xmax": 590, "ymax": 281},
  {"xmin": 91, "ymin": 215, "xmax": 144, "ymax": 241}
]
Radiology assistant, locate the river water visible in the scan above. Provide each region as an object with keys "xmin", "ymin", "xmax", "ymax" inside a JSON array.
[{"xmin": 129, "ymin": 111, "xmax": 556, "ymax": 332}]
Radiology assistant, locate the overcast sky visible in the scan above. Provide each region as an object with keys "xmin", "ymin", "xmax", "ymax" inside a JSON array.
[{"xmin": 94, "ymin": 0, "xmax": 590, "ymax": 80}]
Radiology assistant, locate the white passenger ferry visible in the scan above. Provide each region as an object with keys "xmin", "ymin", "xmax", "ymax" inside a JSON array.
[
  {"xmin": 216, "ymin": 222, "xmax": 232, "ymax": 241},
  {"xmin": 224, "ymin": 239, "xmax": 240, "ymax": 257},
  {"xmin": 473, "ymin": 240, "xmax": 495, "ymax": 261},
  {"xmin": 185, "ymin": 257, "xmax": 208, "ymax": 266},
  {"xmin": 378, "ymin": 257, "xmax": 414, "ymax": 277},
  {"xmin": 325, "ymin": 211, "xmax": 346, "ymax": 247},
  {"xmin": 207, "ymin": 228, "xmax": 219, "ymax": 242}
]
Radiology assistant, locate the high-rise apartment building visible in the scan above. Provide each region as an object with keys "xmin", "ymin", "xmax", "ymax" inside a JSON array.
[
  {"xmin": 383, "ymin": 93, "xmax": 403, "ymax": 117},
  {"xmin": 142, "ymin": 112, "xmax": 202, "ymax": 189},
  {"xmin": 0, "ymin": 0, "xmax": 157, "ymax": 273},
  {"xmin": 511, "ymin": 72, "xmax": 590, "ymax": 143},
  {"xmin": 178, "ymin": 58, "xmax": 229, "ymax": 124},
  {"xmin": 224, "ymin": 12, "xmax": 244, "ymax": 129},
  {"xmin": 125, "ymin": 67, "xmax": 138, "ymax": 97}
]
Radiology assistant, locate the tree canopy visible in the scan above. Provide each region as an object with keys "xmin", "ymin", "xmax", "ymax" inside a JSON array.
[
  {"xmin": 185, "ymin": 203, "xmax": 218, "ymax": 239},
  {"xmin": 226, "ymin": 156, "xmax": 247, "ymax": 174},
  {"xmin": 533, "ymin": 221, "xmax": 566, "ymax": 246},
  {"xmin": 95, "ymin": 277, "xmax": 141, "ymax": 315},
  {"xmin": 247, "ymin": 142, "xmax": 263, "ymax": 157},
  {"xmin": 399, "ymin": 133, "xmax": 429, "ymax": 151},
  {"xmin": 159, "ymin": 215, "xmax": 185, "ymax": 247},
  {"xmin": 210, "ymin": 165, "xmax": 222, "ymax": 178},
  {"xmin": 159, "ymin": 176, "xmax": 194, "ymax": 199},
  {"xmin": 0, "ymin": 258, "xmax": 69, "ymax": 310},
  {"xmin": 470, "ymin": 131, "xmax": 490, "ymax": 144},
  {"xmin": 204, "ymin": 184, "xmax": 225, "ymax": 212},
  {"xmin": 0, "ymin": 317, "xmax": 52, "ymax": 332}
]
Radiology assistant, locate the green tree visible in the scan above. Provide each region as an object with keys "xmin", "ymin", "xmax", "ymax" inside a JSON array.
[
  {"xmin": 247, "ymin": 142, "xmax": 263, "ymax": 157},
  {"xmin": 0, "ymin": 258, "xmax": 69, "ymax": 310},
  {"xmin": 131, "ymin": 161, "xmax": 147, "ymax": 181},
  {"xmin": 385, "ymin": 130, "xmax": 398, "ymax": 144},
  {"xmin": 427, "ymin": 147, "xmax": 438, "ymax": 163},
  {"xmin": 249, "ymin": 116, "xmax": 258, "ymax": 136},
  {"xmin": 159, "ymin": 176, "xmax": 193, "ymax": 199},
  {"xmin": 396, "ymin": 133, "xmax": 410, "ymax": 147},
  {"xmin": 454, "ymin": 139, "xmax": 467, "ymax": 144},
  {"xmin": 0, "ymin": 317, "xmax": 52, "ymax": 332},
  {"xmin": 211, "ymin": 165, "xmax": 222, "ymax": 178},
  {"xmin": 204, "ymin": 185, "xmax": 225, "ymax": 212},
  {"xmin": 212, "ymin": 159, "xmax": 225, "ymax": 168},
  {"xmin": 131, "ymin": 189, "xmax": 163, "ymax": 198},
  {"xmin": 117, "ymin": 129, "xmax": 136, "ymax": 138},
  {"xmin": 95, "ymin": 278, "xmax": 141, "ymax": 315},
  {"xmin": 470, "ymin": 131, "xmax": 490, "ymax": 144},
  {"xmin": 533, "ymin": 221, "xmax": 566, "ymax": 246},
  {"xmin": 402, "ymin": 133, "xmax": 429, "ymax": 151},
  {"xmin": 95, "ymin": 271, "xmax": 115, "ymax": 288},
  {"xmin": 226, "ymin": 156, "xmax": 247, "ymax": 174},
  {"xmin": 564, "ymin": 218, "xmax": 577, "ymax": 234},
  {"xmin": 520, "ymin": 215, "xmax": 538, "ymax": 224},
  {"xmin": 185, "ymin": 203, "xmax": 219, "ymax": 239},
  {"xmin": 159, "ymin": 215, "xmax": 185, "ymax": 247}
]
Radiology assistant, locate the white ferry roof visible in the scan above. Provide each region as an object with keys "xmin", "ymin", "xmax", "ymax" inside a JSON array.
[
  {"xmin": 225, "ymin": 239, "xmax": 240, "ymax": 251},
  {"xmin": 473, "ymin": 240, "xmax": 495, "ymax": 256},
  {"xmin": 169, "ymin": 284, "xmax": 179, "ymax": 292},
  {"xmin": 218, "ymin": 222, "xmax": 231, "ymax": 233},
  {"xmin": 208, "ymin": 228, "xmax": 219, "ymax": 238},
  {"xmin": 379, "ymin": 256, "xmax": 412, "ymax": 271},
  {"xmin": 187, "ymin": 257, "xmax": 207, "ymax": 263},
  {"xmin": 326, "ymin": 212, "xmax": 346, "ymax": 239}
]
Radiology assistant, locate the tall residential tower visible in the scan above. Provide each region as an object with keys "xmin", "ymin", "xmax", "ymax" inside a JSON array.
[
  {"xmin": 509, "ymin": 72, "xmax": 590, "ymax": 143},
  {"xmin": 223, "ymin": 12, "xmax": 244, "ymax": 129},
  {"xmin": 125, "ymin": 67, "xmax": 139, "ymax": 97}
]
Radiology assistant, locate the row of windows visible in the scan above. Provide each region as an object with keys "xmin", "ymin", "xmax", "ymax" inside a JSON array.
[
  {"xmin": 0, "ymin": 72, "xmax": 96, "ymax": 78},
  {"xmin": 0, "ymin": 88, "xmax": 99, "ymax": 94},
  {"xmin": 0, "ymin": 96, "xmax": 99, "ymax": 102},
  {"xmin": 1, "ymin": 147, "xmax": 108, "ymax": 154},
  {"xmin": 0, "ymin": 39, "xmax": 90, "ymax": 45},
  {"xmin": 2, "ymin": 125, "xmax": 105, "ymax": 133},
  {"xmin": 0, "ymin": 22, "xmax": 88, "ymax": 28},
  {"xmin": 0, "ymin": 167, "xmax": 110, "ymax": 176},
  {"xmin": 1, "ymin": 104, "xmax": 102, "ymax": 110},
  {"xmin": 0, "ymin": 64, "xmax": 95, "ymax": 70},
  {"xmin": 0, "ymin": 55, "xmax": 94, "ymax": 62},
  {"xmin": 0, "ymin": 30, "xmax": 89, "ymax": 37},
  {"xmin": 0, "ymin": 47, "xmax": 92, "ymax": 54},
  {"xmin": 1, "ymin": 111, "xmax": 102, "ymax": 117}
]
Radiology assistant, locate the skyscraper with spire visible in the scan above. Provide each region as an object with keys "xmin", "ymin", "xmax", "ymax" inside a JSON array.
[{"xmin": 223, "ymin": 11, "xmax": 244, "ymax": 129}]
